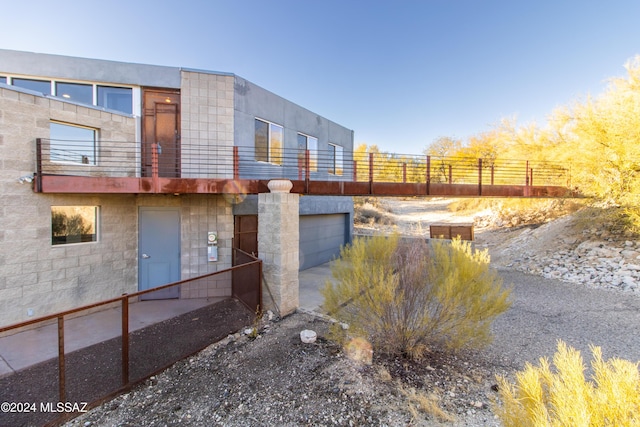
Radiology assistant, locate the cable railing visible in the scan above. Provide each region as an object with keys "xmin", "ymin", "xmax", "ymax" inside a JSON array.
[{"xmin": 35, "ymin": 138, "xmax": 572, "ymax": 191}]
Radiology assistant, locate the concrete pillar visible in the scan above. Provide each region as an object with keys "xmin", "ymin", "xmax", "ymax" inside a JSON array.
[{"xmin": 258, "ymin": 180, "xmax": 299, "ymax": 316}]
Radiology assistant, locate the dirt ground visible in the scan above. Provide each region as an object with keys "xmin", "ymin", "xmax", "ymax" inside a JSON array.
[{"xmin": 64, "ymin": 197, "xmax": 640, "ymax": 427}]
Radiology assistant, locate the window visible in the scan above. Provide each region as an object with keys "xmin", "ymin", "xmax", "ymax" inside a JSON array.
[
  {"xmin": 97, "ymin": 86, "xmax": 132, "ymax": 114},
  {"xmin": 328, "ymin": 143, "xmax": 344, "ymax": 175},
  {"xmin": 297, "ymin": 133, "xmax": 318, "ymax": 172},
  {"xmin": 4, "ymin": 76, "xmax": 134, "ymax": 115},
  {"xmin": 51, "ymin": 206, "xmax": 98, "ymax": 245},
  {"xmin": 255, "ymin": 118, "xmax": 283, "ymax": 165},
  {"xmin": 55, "ymin": 82, "xmax": 93, "ymax": 104},
  {"xmin": 12, "ymin": 78, "xmax": 51, "ymax": 94},
  {"xmin": 50, "ymin": 122, "xmax": 97, "ymax": 164}
]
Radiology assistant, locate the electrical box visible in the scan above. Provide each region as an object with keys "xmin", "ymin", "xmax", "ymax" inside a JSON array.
[{"xmin": 207, "ymin": 231, "xmax": 218, "ymax": 262}]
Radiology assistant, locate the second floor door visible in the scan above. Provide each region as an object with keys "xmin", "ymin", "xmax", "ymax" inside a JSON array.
[{"xmin": 142, "ymin": 88, "xmax": 181, "ymax": 177}]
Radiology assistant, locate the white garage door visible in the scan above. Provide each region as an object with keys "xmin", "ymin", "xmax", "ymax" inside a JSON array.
[{"xmin": 299, "ymin": 214, "xmax": 348, "ymax": 270}]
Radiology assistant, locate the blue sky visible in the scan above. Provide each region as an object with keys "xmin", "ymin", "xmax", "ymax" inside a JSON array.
[{"xmin": 3, "ymin": 0, "xmax": 639, "ymax": 154}]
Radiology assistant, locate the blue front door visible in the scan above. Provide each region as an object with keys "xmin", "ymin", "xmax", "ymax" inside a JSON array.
[{"xmin": 139, "ymin": 207, "xmax": 181, "ymax": 299}]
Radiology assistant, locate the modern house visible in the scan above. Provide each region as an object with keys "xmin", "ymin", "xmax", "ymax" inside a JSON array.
[{"xmin": 0, "ymin": 49, "xmax": 354, "ymax": 327}]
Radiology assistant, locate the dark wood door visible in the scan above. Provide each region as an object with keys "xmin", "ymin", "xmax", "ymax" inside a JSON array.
[
  {"xmin": 234, "ymin": 215, "xmax": 258, "ymax": 256},
  {"xmin": 142, "ymin": 89, "xmax": 181, "ymax": 177}
]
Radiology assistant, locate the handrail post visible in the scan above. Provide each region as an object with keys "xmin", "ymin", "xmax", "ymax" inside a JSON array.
[
  {"xmin": 58, "ymin": 316, "xmax": 66, "ymax": 403},
  {"xmin": 305, "ymin": 149, "xmax": 310, "ymax": 193},
  {"xmin": 525, "ymin": 161, "xmax": 530, "ymax": 186},
  {"xmin": 353, "ymin": 160, "xmax": 358, "ymax": 182},
  {"xmin": 426, "ymin": 155, "xmax": 431, "ymax": 195},
  {"xmin": 121, "ymin": 294, "xmax": 129, "ymax": 386},
  {"xmin": 402, "ymin": 163, "xmax": 407, "ymax": 183},
  {"xmin": 368, "ymin": 152, "xmax": 374, "ymax": 195},
  {"xmin": 478, "ymin": 158, "xmax": 483, "ymax": 196},
  {"xmin": 35, "ymin": 138, "xmax": 43, "ymax": 192},
  {"xmin": 448, "ymin": 164, "xmax": 452, "ymax": 184},
  {"xmin": 152, "ymin": 143, "xmax": 160, "ymax": 193},
  {"xmin": 233, "ymin": 146, "xmax": 239, "ymax": 181},
  {"xmin": 491, "ymin": 165, "xmax": 495, "ymax": 185}
]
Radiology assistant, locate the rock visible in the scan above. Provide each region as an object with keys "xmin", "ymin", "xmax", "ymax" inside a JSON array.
[
  {"xmin": 300, "ymin": 329, "xmax": 317, "ymax": 344},
  {"xmin": 344, "ymin": 337, "xmax": 373, "ymax": 365}
]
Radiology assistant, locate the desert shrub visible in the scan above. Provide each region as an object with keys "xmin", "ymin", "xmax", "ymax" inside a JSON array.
[
  {"xmin": 322, "ymin": 234, "xmax": 511, "ymax": 359},
  {"xmin": 353, "ymin": 197, "xmax": 394, "ymax": 226},
  {"xmin": 494, "ymin": 340, "xmax": 640, "ymax": 426},
  {"xmin": 574, "ymin": 202, "xmax": 640, "ymax": 238}
]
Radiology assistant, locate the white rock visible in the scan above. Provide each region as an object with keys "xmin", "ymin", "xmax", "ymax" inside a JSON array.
[{"xmin": 300, "ymin": 329, "xmax": 317, "ymax": 344}]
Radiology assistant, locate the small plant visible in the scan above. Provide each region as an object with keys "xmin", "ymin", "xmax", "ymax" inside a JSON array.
[
  {"xmin": 322, "ymin": 234, "xmax": 511, "ymax": 359},
  {"xmin": 493, "ymin": 340, "xmax": 640, "ymax": 426}
]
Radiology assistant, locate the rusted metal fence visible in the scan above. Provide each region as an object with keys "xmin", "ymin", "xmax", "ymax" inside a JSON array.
[
  {"xmin": 0, "ymin": 254, "xmax": 261, "ymax": 427},
  {"xmin": 36, "ymin": 139, "xmax": 572, "ymax": 192}
]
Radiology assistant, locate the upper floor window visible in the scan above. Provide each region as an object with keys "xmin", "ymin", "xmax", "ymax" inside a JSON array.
[
  {"xmin": 97, "ymin": 86, "xmax": 133, "ymax": 114},
  {"xmin": 328, "ymin": 143, "xmax": 344, "ymax": 175},
  {"xmin": 255, "ymin": 118, "xmax": 283, "ymax": 165},
  {"xmin": 51, "ymin": 206, "xmax": 98, "ymax": 245},
  {"xmin": 50, "ymin": 121, "xmax": 97, "ymax": 165},
  {"xmin": 12, "ymin": 78, "xmax": 51, "ymax": 94},
  {"xmin": 297, "ymin": 133, "xmax": 318, "ymax": 172},
  {"xmin": 3, "ymin": 76, "xmax": 133, "ymax": 115},
  {"xmin": 55, "ymin": 82, "xmax": 93, "ymax": 105}
]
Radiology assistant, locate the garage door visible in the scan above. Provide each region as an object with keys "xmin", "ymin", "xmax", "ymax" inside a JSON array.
[{"xmin": 299, "ymin": 214, "xmax": 348, "ymax": 270}]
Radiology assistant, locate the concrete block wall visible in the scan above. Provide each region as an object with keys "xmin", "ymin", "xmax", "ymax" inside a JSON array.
[
  {"xmin": 179, "ymin": 194, "xmax": 234, "ymax": 299},
  {"xmin": 258, "ymin": 190, "xmax": 299, "ymax": 315},
  {"xmin": 180, "ymin": 71, "xmax": 235, "ymax": 178},
  {"xmin": 0, "ymin": 86, "xmax": 139, "ymax": 326}
]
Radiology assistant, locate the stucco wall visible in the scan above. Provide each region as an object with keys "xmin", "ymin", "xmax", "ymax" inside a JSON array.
[{"xmin": 233, "ymin": 75, "xmax": 354, "ymax": 181}]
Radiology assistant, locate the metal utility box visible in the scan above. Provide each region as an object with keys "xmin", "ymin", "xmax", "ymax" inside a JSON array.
[{"xmin": 429, "ymin": 223, "xmax": 474, "ymax": 241}]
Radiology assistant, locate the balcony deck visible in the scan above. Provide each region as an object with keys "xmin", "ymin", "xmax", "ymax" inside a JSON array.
[{"xmin": 34, "ymin": 139, "xmax": 576, "ymax": 198}]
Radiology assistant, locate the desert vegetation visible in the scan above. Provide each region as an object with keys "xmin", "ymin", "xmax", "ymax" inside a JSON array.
[
  {"xmin": 322, "ymin": 234, "xmax": 511, "ymax": 360},
  {"xmin": 494, "ymin": 341, "xmax": 640, "ymax": 426},
  {"xmin": 356, "ymin": 56, "xmax": 640, "ymax": 237}
]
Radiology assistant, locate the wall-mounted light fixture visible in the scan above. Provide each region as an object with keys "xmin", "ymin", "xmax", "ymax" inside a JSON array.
[{"xmin": 18, "ymin": 174, "xmax": 34, "ymax": 184}]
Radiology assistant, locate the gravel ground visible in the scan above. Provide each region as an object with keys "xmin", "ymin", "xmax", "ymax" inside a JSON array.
[
  {"xmin": 64, "ymin": 271, "xmax": 640, "ymax": 427},
  {"xmin": 63, "ymin": 200, "xmax": 640, "ymax": 427}
]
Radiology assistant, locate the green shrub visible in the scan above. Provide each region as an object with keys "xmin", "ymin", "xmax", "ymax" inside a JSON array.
[
  {"xmin": 494, "ymin": 341, "xmax": 640, "ymax": 426},
  {"xmin": 322, "ymin": 234, "xmax": 511, "ymax": 359}
]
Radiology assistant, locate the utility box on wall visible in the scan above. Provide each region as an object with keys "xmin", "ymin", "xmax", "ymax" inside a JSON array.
[{"xmin": 429, "ymin": 223, "xmax": 474, "ymax": 241}]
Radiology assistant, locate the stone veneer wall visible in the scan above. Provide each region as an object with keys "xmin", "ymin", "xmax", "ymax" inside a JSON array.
[
  {"xmin": 0, "ymin": 86, "xmax": 139, "ymax": 326},
  {"xmin": 180, "ymin": 71, "xmax": 235, "ymax": 178}
]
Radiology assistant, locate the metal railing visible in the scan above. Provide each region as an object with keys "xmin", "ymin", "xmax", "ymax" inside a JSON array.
[
  {"xmin": 0, "ymin": 253, "xmax": 261, "ymax": 427},
  {"xmin": 36, "ymin": 138, "xmax": 571, "ymax": 189}
]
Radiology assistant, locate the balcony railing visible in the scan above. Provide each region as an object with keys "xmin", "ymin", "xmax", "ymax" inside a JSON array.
[{"xmin": 35, "ymin": 138, "xmax": 573, "ymax": 196}]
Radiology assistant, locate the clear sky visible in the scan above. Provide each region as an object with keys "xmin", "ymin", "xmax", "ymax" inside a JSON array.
[{"xmin": 3, "ymin": 0, "xmax": 639, "ymax": 154}]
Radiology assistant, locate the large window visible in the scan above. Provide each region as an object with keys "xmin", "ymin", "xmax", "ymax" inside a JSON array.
[
  {"xmin": 51, "ymin": 206, "xmax": 98, "ymax": 245},
  {"xmin": 328, "ymin": 143, "xmax": 344, "ymax": 175},
  {"xmin": 12, "ymin": 78, "xmax": 51, "ymax": 94},
  {"xmin": 55, "ymin": 82, "xmax": 93, "ymax": 105},
  {"xmin": 297, "ymin": 133, "xmax": 318, "ymax": 172},
  {"xmin": 3, "ymin": 76, "xmax": 133, "ymax": 114},
  {"xmin": 255, "ymin": 118, "xmax": 283, "ymax": 165},
  {"xmin": 97, "ymin": 86, "xmax": 133, "ymax": 114},
  {"xmin": 50, "ymin": 121, "xmax": 97, "ymax": 164}
]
